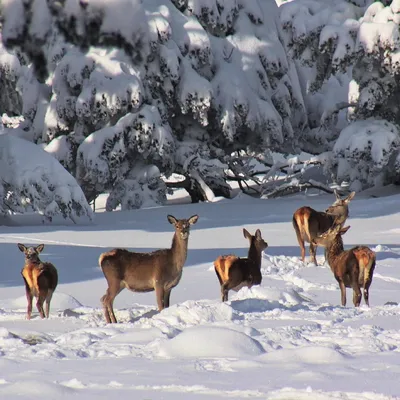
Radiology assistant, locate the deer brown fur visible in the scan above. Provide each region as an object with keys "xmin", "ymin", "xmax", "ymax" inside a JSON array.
[
  {"xmin": 18, "ymin": 243, "xmax": 58, "ymax": 320},
  {"xmin": 292, "ymin": 190, "xmax": 355, "ymax": 265},
  {"xmin": 311, "ymin": 224, "xmax": 376, "ymax": 307},
  {"xmin": 99, "ymin": 214, "xmax": 199, "ymax": 323},
  {"xmin": 214, "ymin": 229, "xmax": 268, "ymax": 302}
]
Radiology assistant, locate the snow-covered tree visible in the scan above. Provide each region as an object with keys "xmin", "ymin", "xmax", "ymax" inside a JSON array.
[
  {"xmin": 279, "ymin": 0, "xmax": 400, "ymax": 191},
  {"xmin": 277, "ymin": 0, "xmax": 367, "ymax": 153},
  {"xmin": 0, "ymin": 126, "xmax": 93, "ymax": 222},
  {"xmin": 330, "ymin": 119, "xmax": 400, "ymax": 191},
  {"xmin": 1, "ymin": 0, "xmax": 307, "ymax": 208}
]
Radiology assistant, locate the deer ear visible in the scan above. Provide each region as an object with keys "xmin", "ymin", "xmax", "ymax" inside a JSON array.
[
  {"xmin": 17, "ymin": 243, "xmax": 27, "ymax": 253},
  {"xmin": 255, "ymin": 229, "xmax": 262, "ymax": 239},
  {"xmin": 35, "ymin": 244, "xmax": 45, "ymax": 253},
  {"xmin": 344, "ymin": 191, "xmax": 356, "ymax": 203},
  {"xmin": 167, "ymin": 215, "xmax": 177, "ymax": 225},
  {"xmin": 334, "ymin": 189, "xmax": 341, "ymax": 200},
  {"xmin": 188, "ymin": 215, "xmax": 199, "ymax": 225},
  {"xmin": 339, "ymin": 226, "xmax": 351, "ymax": 235},
  {"xmin": 243, "ymin": 228, "xmax": 252, "ymax": 240}
]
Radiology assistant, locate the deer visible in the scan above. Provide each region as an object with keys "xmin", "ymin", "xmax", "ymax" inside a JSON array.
[
  {"xmin": 99, "ymin": 214, "xmax": 199, "ymax": 323},
  {"xmin": 18, "ymin": 243, "xmax": 58, "ymax": 320},
  {"xmin": 311, "ymin": 223, "xmax": 376, "ymax": 307},
  {"xmin": 214, "ymin": 229, "xmax": 268, "ymax": 302},
  {"xmin": 292, "ymin": 190, "xmax": 356, "ymax": 265}
]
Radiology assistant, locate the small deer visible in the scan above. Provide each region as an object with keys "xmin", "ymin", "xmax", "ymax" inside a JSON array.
[
  {"xmin": 18, "ymin": 243, "xmax": 58, "ymax": 319},
  {"xmin": 214, "ymin": 229, "xmax": 268, "ymax": 302},
  {"xmin": 311, "ymin": 224, "xmax": 376, "ymax": 307},
  {"xmin": 99, "ymin": 214, "xmax": 199, "ymax": 323},
  {"xmin": 292, "ymin": 190, "xmax": 355, "ymax": 265}
]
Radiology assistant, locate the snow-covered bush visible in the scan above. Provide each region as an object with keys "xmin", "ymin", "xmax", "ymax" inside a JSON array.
[
  {"xmin": 0, "ymin": 131, "xmax": 93, "ymax": 222},
  {"xmin": 331, "ymin": 120, "xmax": 400, "ymax": 191},
  {"xmin": 106, "ymin": 164, "xmax": 166, "ymax": 211}
]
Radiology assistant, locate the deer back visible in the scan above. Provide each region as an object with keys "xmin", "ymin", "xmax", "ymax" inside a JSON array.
[
  {"xmin": 99, "ymin": 248, "xmax": 173, "ymax": 290},
  {"xmin": 214, "ymin": 255, "xmax": 239, "ymax": 283},
  {"xmin": 293, "ymin": 206, "xmax": 335, "ymax": 242}
]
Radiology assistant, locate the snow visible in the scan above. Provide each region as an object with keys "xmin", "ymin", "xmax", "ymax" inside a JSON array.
[{"xmin": 1, "ymin": 191, "xmax": 400, "ymax": 399}]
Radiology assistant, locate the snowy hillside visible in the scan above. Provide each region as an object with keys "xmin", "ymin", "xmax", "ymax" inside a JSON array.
[{"xmin": 0, "ymin": 192, "xmax": 400, "ymax": 399}]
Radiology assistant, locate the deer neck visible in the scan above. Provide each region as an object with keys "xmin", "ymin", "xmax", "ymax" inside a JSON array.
[
  {"xmin": 326, "ymin": 236, "xmax": 344, "ymax": 268},
  {"xmin": 247, "ymin": 243, "xmax": 262, "ymax": 269},
  {"xmin": 25, "ymin": 259, "xmax": 41, "ymax": 268},
  {"xmin": 170, "ymin": 233, "xmax": 189, "ymax": 271}
]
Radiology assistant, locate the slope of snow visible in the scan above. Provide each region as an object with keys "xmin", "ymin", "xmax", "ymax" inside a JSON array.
[{"xmin": 0, "ymin": 192, "xmax": 400, "ymax": 399}]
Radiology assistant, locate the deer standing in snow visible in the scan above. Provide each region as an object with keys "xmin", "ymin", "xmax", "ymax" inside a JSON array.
[
  {"xmin": 311, "ymin": 223, "xmax": 376, "ymax": 307},
  {"xmin": 99, "ymin": 214, "xmax": 199, "ymax": 323},
  {"xmin": 292, "ymin": 190, "xmax": 356, "ymax": 265},
  {"xmin": 18, "ymin": 243, "xmax": 58, "ymax": 319},
  {"xmin": 214, "ymin": 229, "xmax": 268, "ymax": 302}
]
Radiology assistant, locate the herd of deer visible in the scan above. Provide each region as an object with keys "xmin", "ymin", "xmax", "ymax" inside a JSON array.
[{"xmin": 16, "ymin": 190, "xmax": 376, "ymax": 323}]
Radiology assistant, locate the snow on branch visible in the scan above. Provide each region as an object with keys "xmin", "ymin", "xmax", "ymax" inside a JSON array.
[
  {"xmin": 76, "ymin": 105, "xmax": 175, "ymax": 208},
  {"xmin": 332, "ymin": 119, "xmax": 400, "ymax": 191},
  {"xmin": 0, "ymin": 40, "xmax": 22, "ymax": 116},
  {"xmin": 279, "ymin": 0, "xmax": 362, "ymax": 92}
]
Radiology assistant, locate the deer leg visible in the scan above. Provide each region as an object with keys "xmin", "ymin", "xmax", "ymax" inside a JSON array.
[
  {"xmin": 221, "ymin": 282, "xmax": 229, "ymax": 302},
  {"xmin": 101, "ymin": 285, "xmax": 121, "ymax": 324},
  {"xmin": 352, "ymin": 285, "xmax": 362, "ymax": 307},
  {"xmin": 336, "ymin": 278, "xmax": 346, "ymax": 306},
  {"xmin": 309, "ymin": 242, "xmax": 318, "ymax": 265},
  {"xmin": 36, "ymin": 292, "xmax": 46, "ymax": 319},
  {"xmin": 23, "ymin": 279, "xmax": 33, "ymax": 320},
  {"xmin": 297, "ymin": 239, "xmax": 305, "ymax": 262},
  {"xmin": 363, "ymin": 277, "xmax": 373, "ymax": 307},
  {"xmin": 163, "ymin": 289, "xmax": 171, "ymax": 308},
  {"xmin": 45, "ymin": 290, "xmax": 54, "ymax": 318},
  {"xmin": 351, "ymin": 265, "xmax": 362, "ymax": 307},
  {"xmin": 215, "ymin": 268, "xmax": 223, "ymax": 286},
  {"xmin": 155, "ymin": 284, "xmax": 165, "ymax": 311}
]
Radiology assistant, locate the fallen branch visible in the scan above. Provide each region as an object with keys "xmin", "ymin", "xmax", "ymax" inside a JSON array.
[{"xmin": 262, "ymin": 179, "xmax": 333, "ymax": 199}]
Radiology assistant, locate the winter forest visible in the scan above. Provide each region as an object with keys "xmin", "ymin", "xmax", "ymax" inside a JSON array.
[{"xmin": 1, "ymin": 0, "xmax": 400, "ymax": 222}]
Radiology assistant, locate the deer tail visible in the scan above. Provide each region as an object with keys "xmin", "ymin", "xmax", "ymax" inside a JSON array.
[
  {"xmin": 293, "ymin": 213, "xmax": 308, "ymax": 242},
  {"xmin": 98, "ymin": 250, "xmax": 118, "ymax": 269},
  {"xmin": 363, "ymin": 252, "xmax": 376, "ymax": 287}
]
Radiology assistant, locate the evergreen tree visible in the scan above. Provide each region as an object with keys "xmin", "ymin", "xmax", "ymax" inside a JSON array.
[{"xmin": 1, "ymin": 0, "xmax": 306, "ymax": 209}]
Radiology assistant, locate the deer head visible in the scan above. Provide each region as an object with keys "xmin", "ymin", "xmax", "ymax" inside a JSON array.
[
  {"xmin": 18, "ymin": 243, "xmax": 45, "ymax": 263},
  {"xmin": 324, "ymin": 190, "xmax": 356, "ymax": 225},
  {"xmin": 311, "ymin": 224, "xmax": 351, "ymax": 247},
  {"xmin": 243, "ymin": 228, "xmax": 268, "ymax": 252},
  {"xmin": 167, "ymin": 214, "xmax": 199, "ymax": 239}
]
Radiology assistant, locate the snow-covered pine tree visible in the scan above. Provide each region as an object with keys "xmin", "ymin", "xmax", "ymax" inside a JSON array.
[
  {"xmin": 278, "ymin": 0, "xmax": 367, "ymax": 153},
  {"xmin": 1, "ymin": 0, "xmax": 307, "ymax": 208},
  {"xmin": 280, "ymin": 0, "xmax": 400, "ymax": 191}
]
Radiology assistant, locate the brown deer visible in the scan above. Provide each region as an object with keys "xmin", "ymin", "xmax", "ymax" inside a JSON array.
[
  {"xmin": 99, "ymin": 214, "xmax": 199, "ymax": 323},
  {"xmin": 292, "ymin": 190, "xmax": 355, "ymax": 265},
  {"xmin": 18, "ymin": 243, "xmax": 58, "ymax": 319},
  {"xmin": 311, "ymin": 224, "xmax": 376, "ymax": 307},
  {"xmin": 214, "ymin": 229, "xmax": 268, "ymax": 302}
]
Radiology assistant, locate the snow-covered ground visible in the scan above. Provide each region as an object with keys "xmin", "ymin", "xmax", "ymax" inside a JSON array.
[{"xmin": 1, "ymin": 191, "xmax": 400, "ymax": 399}]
